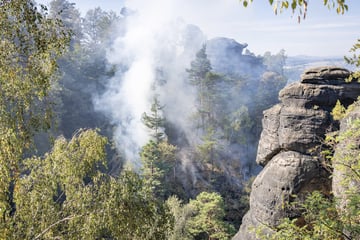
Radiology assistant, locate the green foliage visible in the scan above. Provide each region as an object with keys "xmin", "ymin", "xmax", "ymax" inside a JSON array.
[
  {"xmin": 226, "ymin": 105, "xmax": 253, "ymax": 143},
  {"xmin": 187, "ymin": 45, "xmax": 212, "ymax": 85},
  {"xmin": 11, "ymin": 129, "xmax": 107, "ymax": 239},
  {"xmin": 88, "ymin": 170, "xmax": 173, "ymax": 240},
  {"xmin": 333, "ymin": 118, "xmax": 360, "ymax": 238},
  {"xmin": 6, "ymin": 130, "xmax": 173, "ymax": 239},
  {"xmin": 0, "ymin": 0, "xmax": 70, "ymax": 147},
  {"xmin": 345, "ymin": 39, "xmax": 360, "ymax": 68},
  {"xmin": 257, "ymin": 191, "xmax": 348, "ymax": 240},
  {"xmin": 185, "ymin": 41, "xmax": 287, "ymax": 229},
  {"xmin": 165, "ymin": 192, "xmax": 238, "ymax": 240},
  {"xmin": 49, "ymin": 0, "xmax": 82, "ymax": 44},
  {"xmin": 239, "ymin": 0, "xmax": 348, "ymax": 19},
  {"xmin": 187, "ymin": 45, "xmax": 224, "ymax": 130},
  {"xmin": 331, "ymin": 100, "xmax": 346, "ymax": 120},
  {"xmin": 166, "ymin": 196, "xmax": 194, "ymax": 240},
  {"xmin": 0, "ymin": 0, "xmax": 70, "ymax": 233},
  {"xmin": 142, "ymin": 96, "xmax": 166, "ymax": 142},
  {"xmin": 0, "ymin": 2, "xmax": 173, "ymax": 238},
  {"xmin": 345, "ymin": 39, "xmax": 360, "ymax": 82},
  {"xmin": 196, "ymin": 128, "xmax": 219, "ymax": 165},
  {"xmin": 140, "ymin": 140, "xmax": 177, "ymax": 199},
  {"xmin": 82, "ymin": 7, "xmax": 120, "ymax": 47},
  {"xmin": 186, "ymin": 192, "xmax": 236, "ymax": 240}
]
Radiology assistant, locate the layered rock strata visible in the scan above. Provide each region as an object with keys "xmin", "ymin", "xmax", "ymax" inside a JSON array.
[{"xmin": 233, "ymin": 67, "xmax": 360, "ymax": 240}]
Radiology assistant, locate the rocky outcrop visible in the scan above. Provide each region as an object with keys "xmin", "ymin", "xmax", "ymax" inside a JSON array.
[
  {"xmin": 332, "ymin": 103, "xmax": 360, "ymax": 238},
  {"xmin": 206, "ymin": 37, "xmax": 264, "ymax": 77},
  {"xmin": 233, "ymin": 66, "xmax": 360, "ymax": 240}
]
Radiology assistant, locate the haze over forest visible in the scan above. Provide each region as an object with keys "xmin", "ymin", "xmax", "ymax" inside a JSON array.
[
  {"xmin": 37, "ymin": 0, "xmax": 360, "ymax": 57},
  {"xmin": 1, "ymin": 0, "xmax": 359, "ymax": 239}
]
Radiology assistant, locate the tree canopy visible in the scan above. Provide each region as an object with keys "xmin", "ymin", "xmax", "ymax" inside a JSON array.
[
  {"xmin": 0, "ymin": 1, "xmax": 173, "ymax": 239},
  {"xmin": 0, "ymin": 0, "xmax": 70, "ymax": 231}
]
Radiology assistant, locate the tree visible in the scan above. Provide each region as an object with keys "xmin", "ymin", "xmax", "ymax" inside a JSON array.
[
  {"xmin": 49, "ymin": 0, "xmax": 82, "ymax": 45},
  {"xmin": 11, "ymin": 129, "xmax": 107, "ymax": 239},
  {"xmin": 9, "ymin": 129, "xmax": 173, "ymax": 239},
  {"xmin": 140, "ymin": 139, "xmax": 178, "ymax": 199},
  {"xmin": 256, "ymin": 191, "xmax": 348, "ymax": 240},
  {"xmin": 0, "ymin": 1, "xmax": 70, "ymax": 235},
  {"xmin": 345, "ymin": 39, "xmax": 360, "ymax": 81},
  {"xmin": 140, "ymin": 96, "xmax": 181, "ymax": 198},
  {"xmin": 82, "ymin": 7, "xmax": 120, "ymax": 47},
  {"xmin": 239, "ymin": 0, "xmax": 348, "ymax": 21},
  {"xmin": 186, "ymin": 192, "xmax": 236, "ymax": 240},
  {"xmin": 140, "ymin": 140, "xmax": 166, "ymax": 195},
  {"xmin": 224, "ymin": 105, "xmax": 253, "ymax": 143},
  {"xmin": 142, "ymin": 96, "xmax": 166, "ymax": 142},
  {"xmin": 263, "ymin": 50, "xmax": 287, "ymax": 75},
  {"xmin": 331, "ymin": 100, "xmax": 346, "ymax": 120},
  {"xmin": 188, "ymin": 45, "xmax": 212, "ymax": 86},
  {"xmin": 166, "ymin": 196, "xmax": 194, "ymax": 240},
  {"xmin": 195, "ymin": 127, "xmax": 222, "ymax": 182},
  {"xmin": 187, "ymin": 45, "xmax": 222, "ymax": 130},
  {"xmin": 332, "ymin": 117, "xmax": 360, "ymax": 239},
  {"xmin": 50, "ymin": 4, "xmax": 119, "ymax": 150}
]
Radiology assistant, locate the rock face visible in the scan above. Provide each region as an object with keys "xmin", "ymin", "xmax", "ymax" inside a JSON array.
[
  {"xmin": 233, "ymin": 66, "xmax": 360, "ymax": 240},
  {"xmin": 332, "ymin": 104, "xmax": 360, "ymax": 238},
  {"xmin": 206, "ymin": 37, "xmax": 264, "ymax": 77}
]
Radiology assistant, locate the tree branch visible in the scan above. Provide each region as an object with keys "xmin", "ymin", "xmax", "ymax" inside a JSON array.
[{"xmin": 32, "ymin": 215, "xmax": 81, "ymax": 240}]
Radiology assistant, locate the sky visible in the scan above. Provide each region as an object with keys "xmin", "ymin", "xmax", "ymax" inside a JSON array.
[{"xmin": 37, "ymin": 0, "xmax": 360, "ymax": 57}]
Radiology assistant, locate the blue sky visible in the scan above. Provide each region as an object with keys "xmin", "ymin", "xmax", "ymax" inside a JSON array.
[{"xmin": 37, "ymin": 0, "xmax": 360, "ymax": 57}]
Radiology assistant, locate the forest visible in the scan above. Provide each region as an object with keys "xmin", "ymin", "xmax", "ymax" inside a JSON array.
[{"xmin": 1, "ymin": 0, "xmax": 359, "ymax": 239}]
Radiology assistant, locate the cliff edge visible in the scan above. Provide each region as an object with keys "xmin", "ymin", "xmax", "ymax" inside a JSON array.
[{"xmin": 233, "ymin": 66, "xmax": 360, "ymax": 240}]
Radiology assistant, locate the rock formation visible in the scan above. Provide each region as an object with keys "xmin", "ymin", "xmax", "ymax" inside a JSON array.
[
  {"xmin": 206, "ymin": 37, "xmax": 264, "ymax": 77},
  {"xmin": 332, "ymin": 103, "xmax": 360, "ymax": 238},
  {"xmin": 233, "ymin": 66, "xmax": 360, "ymax": 240}
]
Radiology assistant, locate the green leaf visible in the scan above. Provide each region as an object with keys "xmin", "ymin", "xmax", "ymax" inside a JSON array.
[{"xmin": 282, "ymin": 1, "xmax": 289, "ymax": 9}]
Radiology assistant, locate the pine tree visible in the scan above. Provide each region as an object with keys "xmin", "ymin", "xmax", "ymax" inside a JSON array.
[
  {"xmin": 187, "ymin": 45, "xmax": 217, "ymax": 129},
  {"xmin": 141, "ymin": 96, "xmax": 178, "ymax": 199},
  {"xmin": 142, "ymin": 96, "xmax": 166, "ymax": 142},
  {"xmin": 186, "ymin": 192, "xmax": 236, "ymax": 240}
]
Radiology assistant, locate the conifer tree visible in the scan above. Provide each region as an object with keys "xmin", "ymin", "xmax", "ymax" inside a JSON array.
[
  {"xmin": 140, "ymin": 96, "xmax": 178, "ymax": 199},
  {"xmin": 187, "ymin": 45, "xmax": 216, "ymax": 129},
  {"xmin": 142, "ymin": 96, "xmax": 166, "ymax": 143},
  {"xmin": 186, "ymin": 192, "xmax": 236, "ymax": 240}
]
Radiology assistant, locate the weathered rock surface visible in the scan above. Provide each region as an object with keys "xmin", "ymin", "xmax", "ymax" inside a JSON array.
[
  {"xmin": 301, "ymin": 66, "xmax": 351, "ymax": 84},
  {"xmin": 206, "ymin": 37, "xmax": 264, "ymax": 77},
  {"xmin": 234, "ymin": 66, "xmax": 360, "ymax": 240},
  {"xmin": 332, "ymin": 103, "xmax": 360, "ymax": 233}
]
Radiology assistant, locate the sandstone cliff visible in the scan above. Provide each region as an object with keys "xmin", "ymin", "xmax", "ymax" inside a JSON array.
[{"xmin": 233, "ymin": 67, "xmax": 360, "ymax": 240}]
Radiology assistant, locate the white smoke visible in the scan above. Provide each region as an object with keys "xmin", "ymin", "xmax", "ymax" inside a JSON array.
[{"xmin": 95, "ymin": 0, "xmax": 205, "ymax": 167}]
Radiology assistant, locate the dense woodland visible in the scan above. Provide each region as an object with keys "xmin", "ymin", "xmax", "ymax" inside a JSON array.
[{"xmin": 1, "ymin": 0, "xmax": 358, "ymax": 239}]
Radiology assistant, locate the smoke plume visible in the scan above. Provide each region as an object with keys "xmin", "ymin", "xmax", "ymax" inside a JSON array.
[{"xmin": 95, "ymin": 0, "xmax": 205, "ymax": 167}]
